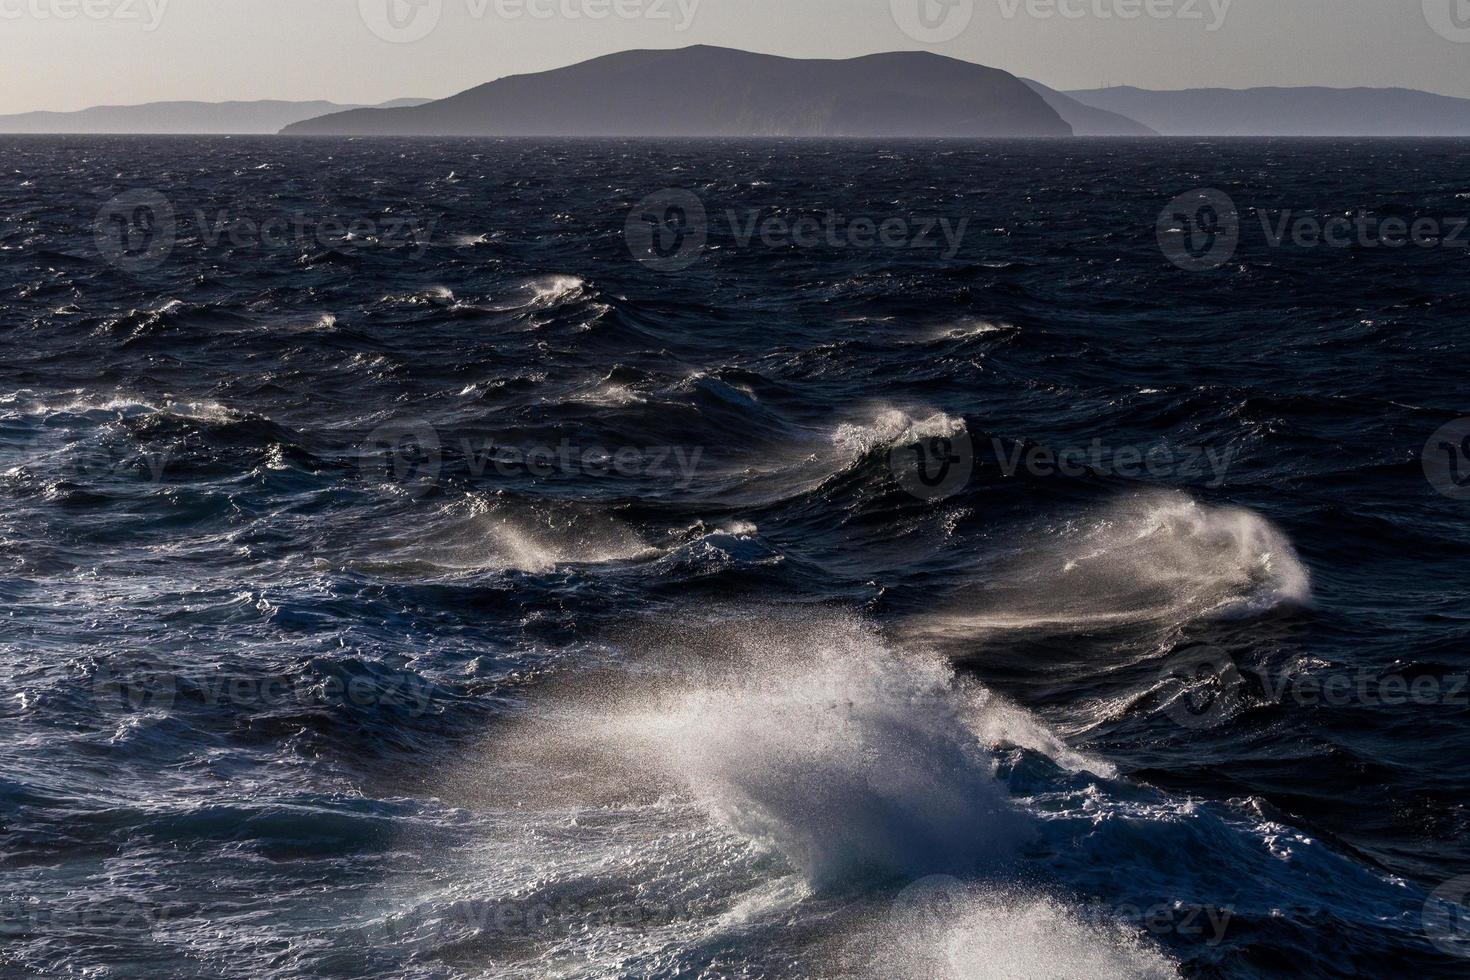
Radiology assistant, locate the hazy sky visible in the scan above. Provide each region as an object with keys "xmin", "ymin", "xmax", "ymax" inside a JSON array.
[{"xmin": 2, "ymin": 0, "xmax": 1468, "ymax": 114}]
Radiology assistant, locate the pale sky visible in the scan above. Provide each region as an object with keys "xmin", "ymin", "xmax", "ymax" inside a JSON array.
[{"xmin": 2, "ymin": 0, "xmax": 1468, "ymax": 115}]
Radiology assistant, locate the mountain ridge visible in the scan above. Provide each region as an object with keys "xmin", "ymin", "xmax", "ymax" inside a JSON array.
[
  {"xmin": 0, "ymin": 99, "xmax": 433, "ymax": 135},
  {"xmin": 1021, "ymin": 80, "xmax": 1158, "ymax": 136},
  {"xmin": 280, "ymin": 46, "xmax": 1073, "ymax": 138},
  {"xmin": 9, "ymin": 53, "xmax": 1468, "ymax": 138},
  {"xmin": 1064, "ymin": 85, "xmax": 1470, "ymax": 136}
]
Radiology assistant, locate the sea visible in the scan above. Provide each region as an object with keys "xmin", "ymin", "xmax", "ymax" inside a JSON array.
[{"xmin": 2, "ymin": 136, "xmax": 1469, "ymax": 979}]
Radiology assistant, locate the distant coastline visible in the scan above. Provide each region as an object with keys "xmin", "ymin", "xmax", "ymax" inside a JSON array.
[{"xmin": 6, "ymin": 47, "xmax": 1470, "ymax": 137}]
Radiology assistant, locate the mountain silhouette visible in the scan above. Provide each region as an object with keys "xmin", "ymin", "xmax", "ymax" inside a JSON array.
[
  {"xmin": 1021, "ymin": 80, "xmax": 1157, "ymax": 135},
  {"xmin": 1064, "ymin": 86, "xmax": 1470, "ymax": 136},
  {"xmin": 281, "ymin": 46, "xmax": 1072, "ymax": 137},
  {"xmin": 0, "ymin": 99, "xmax": 431, "ymax": 135}
]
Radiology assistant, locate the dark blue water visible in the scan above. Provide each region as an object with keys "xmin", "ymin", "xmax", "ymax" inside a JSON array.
[{"xmin": 2, "ymin": 136, "xmax": 1469, "ymax": 979}]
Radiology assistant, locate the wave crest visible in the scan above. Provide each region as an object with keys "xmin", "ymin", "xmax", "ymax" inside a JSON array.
[{"xmin": 927, "ymin": 491, "xmax": 1311, "ymax": 637}]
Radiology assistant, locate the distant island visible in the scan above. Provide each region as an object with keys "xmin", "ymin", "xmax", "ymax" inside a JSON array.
[
  {"xmin": 1061, "ymin": 86, "xmax": 1470, "ymax": 137},
  {"xmin": 0, "ymin": 99, "xmax": 431, "ymax": 135},
  {"xmin": 279, "ymin": 47, "xmax": 1074, "ymax": 138},
  {"xmin": 6, "ymin": 47, "xmax": 1470, "ymax": 138}
]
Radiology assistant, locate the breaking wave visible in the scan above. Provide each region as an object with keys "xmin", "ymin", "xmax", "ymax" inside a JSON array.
[{"xmin": 925, "ymin": 491, "xmax": 1312, "ymax": 639}]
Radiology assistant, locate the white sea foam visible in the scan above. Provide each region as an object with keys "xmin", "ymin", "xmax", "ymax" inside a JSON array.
[
  {"xmin": 579, "ymin": 381, "xmax": 645, "ymax": 407},
  {"xmin": 906, "ymin": 318, "xmax": 1015, "ymax": 343},
  {"xmin": 479, "ymin": 275, "xmax": 593, "ymax": 316},
  {"xmin": 831, "ymin": 408, "xmax": 966, "ymax": 459},
  {"xmin": 923, "ymin": 491, "xmax": 1311, "ymax": 638},
  {"xmin": 0, "ymin": 389, "xmax": 242, "ymax": 424},
  {"xmin": 447, "ymin": 609, "xmax": 1112, "ymax": 886},
  {"xmin": 840, "ymin": 881, "xmax": 1177, "ymax": 979},
  {"xmin": 392, "ymin": 609, "xmax": 1164, "ymax": 977},
  {"xmin": 347, "ymin": 495, "xmax": 655, "ymax": 578},
  {"xmin": 596, "ymin": 611, "xmax": 1029, "ymax": 887},
  {"xmin": 528, "ymin": 275, "xmax": 586, "ymax": 305},
  {"xmin": 693, "ymin": 406, "xmax": 968, "ymax": 508}
]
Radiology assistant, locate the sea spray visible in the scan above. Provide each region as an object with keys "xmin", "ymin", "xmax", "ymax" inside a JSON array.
[{"xmin": 921, "ymin": 490, "xmax": 1312, "ymax": 638}]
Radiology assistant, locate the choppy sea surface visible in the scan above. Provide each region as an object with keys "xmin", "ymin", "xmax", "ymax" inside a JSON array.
[{"xmin": 2, "ymin": 137, "xmax": 1470, "ymax": 979}]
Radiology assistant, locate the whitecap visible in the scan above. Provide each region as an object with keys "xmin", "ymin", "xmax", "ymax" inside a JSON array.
[
  {"xmin": 527, "ymin": 275, "xmax": 586, "ymax": 306},
  {"xmin": 345, "ymin": 495, "xmax": 656, "ymax": 578},
  {"xmin": 832, "ymin": 408, "xmax": 966, "ymax": 459},
  {"xmin": 919, "ymin": 490, "xmax": 1311, "ymax": 639},
  {"xmin": 373, "ymin": 608, "xmax": 1161, "ymax": 978}
]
